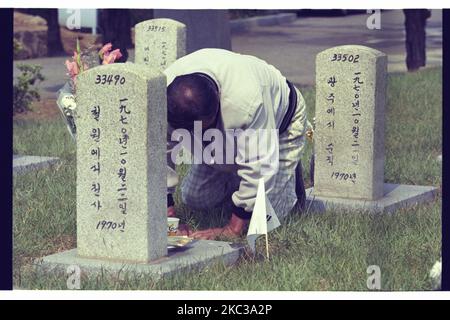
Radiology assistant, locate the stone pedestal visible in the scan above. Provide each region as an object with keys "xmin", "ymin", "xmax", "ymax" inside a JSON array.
[
  {"xmin": 306, "ymin": 183, "xmax": 438, "ymax": 213},
  {"xmin": 35, "ymin": 241, "xmax": 243, "ymax": 281}
]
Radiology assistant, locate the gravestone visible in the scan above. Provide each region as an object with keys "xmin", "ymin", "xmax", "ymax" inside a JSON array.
[
  {"xmin": 76, "ymin": 63, "xmax": 167, "ymax": 262},
  {"xmin": 153, "ymin": 10, "xmax": 231, "ymax": 54},
  {"xmin": 314, "ymin": 45, "xmax": 386, "ymax": 200},
  {"xmin": 306, "ymin": 45, "xmax": 437, "ymax": 213},
  {"xmin": 135, "ymin": 18, "xmax": 186, "ymax": 70},
  {"xmin": 36, "ymin": 62, "xmax": 243, "ymax": 278}
]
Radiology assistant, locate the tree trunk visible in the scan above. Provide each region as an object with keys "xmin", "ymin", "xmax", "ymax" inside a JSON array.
[
  {"xmin": 403, "ymin": 9, "xmax": 431, "ymax": 71},
  {"xmin": 15, "ymin": 9, "xmax": 65, "ymax": 56},
  {"xmin": 99, "ymin": 9, "xmax": 132, "ymax": 49},
  {"xmin": 45, "ymin": 9, "xmax": 65, "ymax": 56}
]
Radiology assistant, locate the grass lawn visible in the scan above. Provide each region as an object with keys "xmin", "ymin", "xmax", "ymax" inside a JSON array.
[{"xmin": 13, "ymin": 67, "xmax": 442, "ymax": 290}]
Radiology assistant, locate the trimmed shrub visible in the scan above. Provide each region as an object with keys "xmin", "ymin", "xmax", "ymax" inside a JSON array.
[{"xmin": 13, "ymin": 64, "xmax": 45, "ymax": 114}]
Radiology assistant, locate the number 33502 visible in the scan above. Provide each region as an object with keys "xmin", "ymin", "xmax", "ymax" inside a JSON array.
[{"xmin": 331, "ymin": 53, "xmax": 359, "ymax": 63}]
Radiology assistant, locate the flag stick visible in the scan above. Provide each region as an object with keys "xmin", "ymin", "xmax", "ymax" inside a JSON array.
[{"xmin": 265, "ymin": 234, "xmax": 270, "ymax": 260}]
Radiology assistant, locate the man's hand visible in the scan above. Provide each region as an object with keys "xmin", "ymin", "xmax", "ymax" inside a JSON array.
[
  {"xmin": 191, "ymin": 212, "xmax": 250, "ymax": 240},
  {"xmin": 176, "ymin": 224, "xmax": 193, "ymax": 236}
]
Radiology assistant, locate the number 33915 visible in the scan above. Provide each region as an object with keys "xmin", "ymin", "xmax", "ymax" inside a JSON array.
[
  {"xmin": 331, "ymin": 53, "xmax": 359, "ymax": 63},
  {"xmin": 95, "ymin": 74, "xmax": 126, "ymax": 85}
]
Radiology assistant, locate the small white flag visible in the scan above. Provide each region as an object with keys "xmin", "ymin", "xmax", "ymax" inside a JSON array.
[{"xmin": 246, "ymin": 178, "xmax": 281, "ymax": 253}]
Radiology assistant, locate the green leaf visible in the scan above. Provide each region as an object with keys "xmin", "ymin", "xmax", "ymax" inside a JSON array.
[
  {"xmin": 76, "ymin": 38, "xmax": 81, "ymax": 55},
  {"xmin": 76, "ymin": 38, "xmax": 83, "ymax": 72}
]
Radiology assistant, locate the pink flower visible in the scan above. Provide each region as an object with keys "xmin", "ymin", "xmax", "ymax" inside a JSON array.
[
  {"xmin": 98, "ymin": 42, "xmax": 123, "ymax": 65},
  {"xmin": 64, "ymin": 50, "xmax": 83, "ymax": 83},
  {"xmin": 65, "ymin": 59, "xmax": 79, "ymax": 82},
  {"xmin": 99, "ymin": 43, "xmax": 113, "ymax": 59},
  {"xmin": 102, "ymin": 49, "xmax": 123, "ymax": 65}
]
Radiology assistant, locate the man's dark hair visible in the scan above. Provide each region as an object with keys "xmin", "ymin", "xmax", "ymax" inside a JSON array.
[{"xmin": 167, "ymin": 73, "xmax": 219, "ymax": 130}]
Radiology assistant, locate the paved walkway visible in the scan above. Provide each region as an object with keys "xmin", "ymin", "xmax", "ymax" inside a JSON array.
[
  {"xmin": 14, "ymin": 9, "xmax": 442, "ymax": 100},
  {"xmin": 232, "ymin": 9, "xmax": 442, "ymax": 86}
]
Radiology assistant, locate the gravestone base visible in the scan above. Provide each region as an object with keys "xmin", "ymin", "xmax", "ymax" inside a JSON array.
[
  {"xmin": 13, "ymin": 155, "xmax": 59, "ymax": 174},
  {"xmin": 35, "ymin": 240, "xmax": 243, "ymax": 281},
  {"xmin": 305, "ymin": 183, "xmax": 438, "ymax": 213}
]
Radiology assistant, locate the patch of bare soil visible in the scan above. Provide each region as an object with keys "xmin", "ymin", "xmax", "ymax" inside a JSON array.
[{"xmin": 14, "ymin": 96, "xmax": 61, "ymax": 121}]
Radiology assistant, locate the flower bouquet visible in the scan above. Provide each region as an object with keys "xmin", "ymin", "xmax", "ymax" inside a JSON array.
[{"xmin": 57, "ymin": 40, "xmax": 123, "ymax": 141}]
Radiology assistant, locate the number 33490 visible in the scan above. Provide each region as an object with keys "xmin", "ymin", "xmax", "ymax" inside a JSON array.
[
  {"xmin": 95, "ymin": 74, "xmax": 126, "ymax": 85},
  {"xmin": 331, "ymin": 53, "xmax": 359, "ymax": 63}
]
